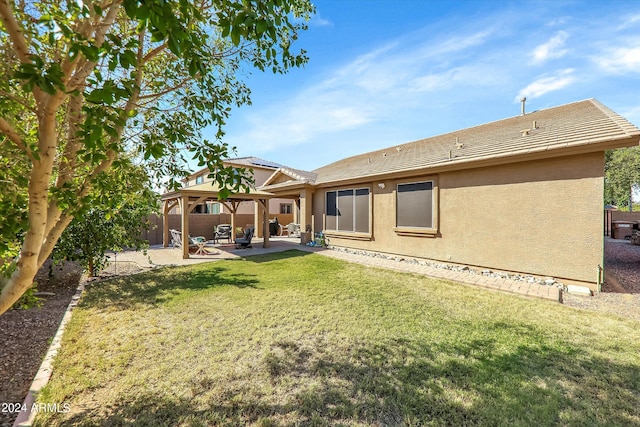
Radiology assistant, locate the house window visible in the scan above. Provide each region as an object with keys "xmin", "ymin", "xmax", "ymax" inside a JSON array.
[
  {"xmin": 196, "ymin": 175, "xmax": 204, "ymax": 184},
  {"xmin": 280, "ymin": 203, "xmax": 292, "ymax": 214},
  {"xmin": 396, "ymin": 181, "xmax": 434, "ymax": 229},
  {"xmin": 325, "ymin": 188, "xmax": 370, "ymax": 233},
  {"xmin": 208, "ymin": 202, "xmax": 220, "ymax": 214}
]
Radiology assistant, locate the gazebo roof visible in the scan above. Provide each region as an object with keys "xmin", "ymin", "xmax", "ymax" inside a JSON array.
[
  {"xmin": 161, "ymin": 181, "xmax": 274, "ymax": 202},
  {"xmin": 160, "ymin": 181, "xmax": 274, "ymax": 259}
]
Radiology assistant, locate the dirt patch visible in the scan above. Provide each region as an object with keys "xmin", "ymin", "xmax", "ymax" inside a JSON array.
[
  {"xmin": 562, "ymin": 238, "xmax": 640, "ymax": 320},
  {"xmin": 0, "ymin": 261, "xmax": 82, "ymax": 427},
  {"xmin": 602, "ymin": 238, "xmax": 640, "ymax": 293}
]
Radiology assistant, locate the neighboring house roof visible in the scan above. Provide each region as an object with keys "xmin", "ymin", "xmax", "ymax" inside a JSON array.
[
  {"xmin": 186, "ymin": 156, "xmax": 283, "ymax": 182},
  {"xmin": 161, "ymin": 181, "xmax": 274, "ymax": 202},
  {"xmin": 304, "ymin": 99, "xmax": 640, "ymax": 186},
  {"xmin": 262, "ymin": 167, "xmax": 318, "ymax": 187},
  {"xmin": 227, "ymin": 157, "xmax": 283, "ymax": 169}
]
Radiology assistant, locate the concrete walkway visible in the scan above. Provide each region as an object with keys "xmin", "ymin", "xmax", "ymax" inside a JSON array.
[{"xmin": 110, "ymin": 237, "xmax": 561, "ymax": 302}]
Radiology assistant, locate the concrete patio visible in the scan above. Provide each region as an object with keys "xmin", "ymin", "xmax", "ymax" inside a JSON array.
[{"xmin": 107, "ymin": 236, "xmax": 317, "ymax": 268}]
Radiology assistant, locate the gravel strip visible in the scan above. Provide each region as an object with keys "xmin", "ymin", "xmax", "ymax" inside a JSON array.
[{"xmin": 562, "ymin": 238, "xmax": 640, "ymax": 320}]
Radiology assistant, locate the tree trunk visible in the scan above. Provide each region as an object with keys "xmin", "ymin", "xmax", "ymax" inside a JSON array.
[{"xmin": 0, "ymin": 105, "xmax": 60, "ymax": 315}]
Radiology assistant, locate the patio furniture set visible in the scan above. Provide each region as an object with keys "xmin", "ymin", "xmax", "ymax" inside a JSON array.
[
  {"xmin": 170, "ymin": 221, "xmax": 302, "ymax": 255},
  {"xmin": 170, "ymin": 225, "xmax": 255, "ymax": 254}
]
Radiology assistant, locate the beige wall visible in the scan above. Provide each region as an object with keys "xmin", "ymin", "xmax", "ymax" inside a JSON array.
[
  {"xmin": 314, "ymin": 152, "xmax": 604, "ymax": 289},
  {"xmin": 230, "ymin": 198, "xmax": 292, "ymax": 215}
]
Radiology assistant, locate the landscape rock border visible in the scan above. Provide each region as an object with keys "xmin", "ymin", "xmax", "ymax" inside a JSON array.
[
  {"xmin": 12, "ymin": 282, "xmax": 85, "ymax": 427},
  {"xmin": 327, "ymin": 245, "xmax": 567, "ymax": 290}
]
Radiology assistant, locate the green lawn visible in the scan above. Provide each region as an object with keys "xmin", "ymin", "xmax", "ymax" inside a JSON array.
[{"xmin": 36, "ymin": 250, "xmax": 640, "ymax": 426}]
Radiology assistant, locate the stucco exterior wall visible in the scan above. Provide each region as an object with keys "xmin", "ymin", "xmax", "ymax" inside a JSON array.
[{"xmin": 314, "ymin": 152, "xmax": 604, "ymax": 288}]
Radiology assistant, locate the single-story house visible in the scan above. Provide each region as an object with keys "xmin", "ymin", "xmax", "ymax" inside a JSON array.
[{"xmin": 260, "ymin": 99, "xmax": 640, "ymax": 291}]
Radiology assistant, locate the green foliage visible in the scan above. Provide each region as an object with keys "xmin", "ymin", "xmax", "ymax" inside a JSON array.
[
  {"xmin": 53, "ymin": 162, "xmax": 158, "ymax": 276},
  {"xmin": 0, "ymin": 151, "xmax": 28, "ymax": 256},
  {"xmin": 12, "ymin": 285, "xmax": 43, "ymax": 310},
  {"xmin": 0, "ymin": 0, "xmax": 314, "ymax": 310},
  {"xmin": 605, "ymin": 147, "xmax": 640, "ymax": 211}
]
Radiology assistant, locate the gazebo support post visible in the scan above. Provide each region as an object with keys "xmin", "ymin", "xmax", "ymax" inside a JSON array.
[
  {"xmin": 259, "ymin": 199, "xmax": 270, "ymax": 248},
  {"xmin": 220, "ymin": 200, "xmax": 238, "ymax": 243},
  {"xmin": 163, "ymin": 200, "xmax": 170, "ymax": 247},
  {"xmin": 181, "ymin": 195, "xmax": 189, "ymax": 259}
]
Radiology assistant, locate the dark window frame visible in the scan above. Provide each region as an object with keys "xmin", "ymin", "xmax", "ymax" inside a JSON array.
[
  {"xmin": 394, "ymin": 177, "xmax": 438, "ymax": 236},
  {"xmin": 279, "ymin": 203, "xmax": 293, "ymax": 214},
  {"xmin": 324, "ymin": 187, "xmax": 371, "ymax": 235}
]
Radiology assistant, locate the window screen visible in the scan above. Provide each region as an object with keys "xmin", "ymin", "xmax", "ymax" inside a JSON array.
[
  {"xmin": 325, "ymin": 188, "xmax": 370, "ymax": 233},
  {"xmin": 396, "ymin": 181, "xmax": 433, "ymax": 228},
  {"xmin": 326, "ymin": 191, "xmax": 337, "ymax": 230},
  {"xmin": 337, "ymin": 190, "xmax": 354, "ymax": 231},
  {"xmin": 355, "ymin": 189, "xmax": 370, "ymax": 233}
]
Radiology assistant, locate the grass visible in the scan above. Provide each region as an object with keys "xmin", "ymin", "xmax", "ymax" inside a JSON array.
[{"xmin": 35, "ymin": 250, "xmax": 640, "ymax": 426}]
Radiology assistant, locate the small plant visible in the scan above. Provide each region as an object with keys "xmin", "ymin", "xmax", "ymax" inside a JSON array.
[{"xmin": 12, "ymin": 284, "xmax": 43, "ymax": 310}]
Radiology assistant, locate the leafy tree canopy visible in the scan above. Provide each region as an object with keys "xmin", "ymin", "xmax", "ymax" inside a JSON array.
[
  {"xmin": 53, "ymin": 159, "xmax": 158, "ymax": 276},
  {"xmin": 605, "ymin": 147, "xmax": 640, "ymax": 211},
  {"xmin": 0, "ymin": 0, "xmax": 315, "ymax": 314}
]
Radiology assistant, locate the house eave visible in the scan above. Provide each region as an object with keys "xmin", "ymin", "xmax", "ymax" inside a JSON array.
[{"xmin": 313, "ymin": 135, "xmax": 640, "ymax": 188}]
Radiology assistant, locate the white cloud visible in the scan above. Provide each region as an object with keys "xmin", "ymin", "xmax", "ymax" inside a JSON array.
[
  {"xmin": 531, "ymin": 31, "xmax": 569, "ymax": 64},
  {"xmin": 545, "ymin": 17, "xmax": 570, "ymax": 28},
  {"xmin": 309, "ymin": 13, "xmax": 332, "ymax": 27},
  {"xmin": 595, "ymin": 41, "xmax": 640, "ymax": 74},
  {"xmin": 411, "ymin": 66, "xmax": 501, "ymax": 93},
  {"xmin": 618, "ymin": 13, "xmax": 640, "ymax": 30},
  {"xmin": 226, "ymin": 29, "xmax": 503, "ymax": 153},
  {"xmin": 515, "ymin": 69, "xmax": 576, "ymax": 101}
]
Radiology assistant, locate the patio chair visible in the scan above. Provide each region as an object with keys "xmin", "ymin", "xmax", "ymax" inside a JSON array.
[
  {"xmin": 170, "ymin": 229, "xmax": 206, "ymax": 251},
  {"xmin": 214, "ymin": 224, "xmax": 232, "ymax": 244},
  {"xmin": 286, "ymin": 223, "xmax": 301, "ymax": 238},
  {"xmin": 235, "ymin": 226, "xmax": 255, "ymax": 249},
  {"xmin": 269, "ymin": 217, "xmax": 280, "ymax": 237},
  {"xmin": 170, "ymin": 229, "xmax": 183, "ymax": 248}
]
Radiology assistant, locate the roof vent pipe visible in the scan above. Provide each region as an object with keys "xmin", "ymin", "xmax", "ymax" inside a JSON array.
[{"xmin": 520, "ymin": 97, "xmax": 526, "ymax": 115}]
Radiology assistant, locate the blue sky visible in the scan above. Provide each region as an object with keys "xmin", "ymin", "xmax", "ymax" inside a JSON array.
[{"xmin": 204, "ymin": 0, "xmax": 640, "ymax": 172}]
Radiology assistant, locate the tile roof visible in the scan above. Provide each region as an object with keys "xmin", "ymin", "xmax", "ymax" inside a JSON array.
[
  {"xmin": 270, "ymin": 167, "xmax": 318, "ymax": 184},
  {"xmin": 311, "ymin": 99, "xmax": 640, "ymax": 185},
  {"xmin": 229, "ymin": 157, "xmax": 282, "ymax": 169},
  {"xmin": 186, "ymin": 157, "xmax": 282, "ymax": 181}
]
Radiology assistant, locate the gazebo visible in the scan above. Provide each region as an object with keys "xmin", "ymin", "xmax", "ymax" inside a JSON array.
[{"xmin": 160, "ymin": 182, "xmax": 274, "ymax": 259}]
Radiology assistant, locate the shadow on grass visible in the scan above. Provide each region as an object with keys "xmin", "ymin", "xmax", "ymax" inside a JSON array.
[
  {"xmin": 239, "ymin": 249, "xmax": 315, "ymax": 264},
  {"xmin": 42, "ymin": 325, "xmax": 640, "ymax": 426},
  {"xmin": 80, "ymin": 265, "xmax": 260, "ymax": 310}
]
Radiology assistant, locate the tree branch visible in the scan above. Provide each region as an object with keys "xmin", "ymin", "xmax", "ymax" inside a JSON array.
[
  {"xmin": 0, "ymin": 0, "xmax": 47, "ymax": 107},
  {"xmin": 38, "ymin": 213, "xmax": 73, "ymax": 266},
  {"xmin": 0, "ymin": 90, "xmax": 37, "ymax": 113},
  {"xmin": 0, "ymin": 116, "xmax": 35, "ymax": 161},
  {"xmin": 0, "ymin": 0, "xmax": 30, "ymax": 63},
  {"xmin": 142, "ymin": 42, "xmax": 168, "ymax": 63},
  {"xmin": 138, "ymin": 78, "xmax": 191, "ymax": 101},
  {"xmin": 65, "ymin": 1, "xmax": 122, "ymax": 91}
]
